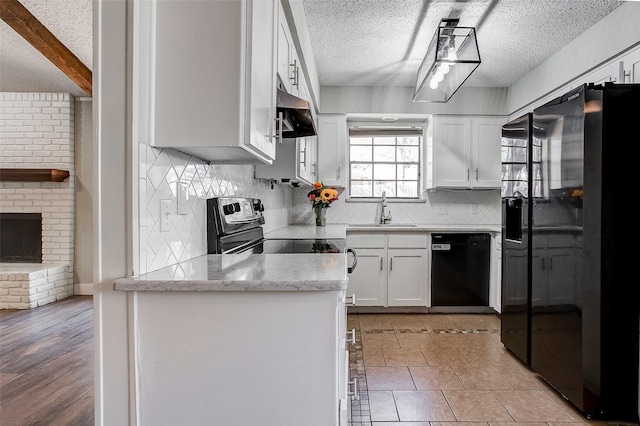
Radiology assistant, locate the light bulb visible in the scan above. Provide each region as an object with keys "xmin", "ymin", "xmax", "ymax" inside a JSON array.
[
  {"xmin": 439, "ymin": 63, "xmax": 450, "ymax": 75},
  {"xmin": 447, "ymin": 46, "xmax": 457, "ymax": 61},
  {"xmin": 429, "ymin": 79, "xmax": 439, "ymax": 90}
]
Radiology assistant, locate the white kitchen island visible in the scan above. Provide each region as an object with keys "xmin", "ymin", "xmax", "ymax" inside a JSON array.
[{"xmin": 114, "ymin": 253, "xmax": 351, "ymax": 426}]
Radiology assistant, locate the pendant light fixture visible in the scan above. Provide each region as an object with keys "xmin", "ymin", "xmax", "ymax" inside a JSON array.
[{"xmin": 413, "ymin": 18, "xmax": 481, "ymax": 103}]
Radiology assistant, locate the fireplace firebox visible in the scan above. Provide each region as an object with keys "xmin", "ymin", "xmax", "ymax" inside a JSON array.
[{"xmin": 0, "ymin": 213, "xmax": 43, "ymax": 263}]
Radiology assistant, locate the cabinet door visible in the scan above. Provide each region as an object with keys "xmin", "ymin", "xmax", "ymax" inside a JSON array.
[
  {"xmin": 246, "ymin": 0, "xmax": 277, "ymax": 161},
  {"xmin": 151, "ymin": 0, "xmax": 276, "ymax": 164},
  {"xmin": 297, "ymin": 138, "xmax": 313, "ymax": 185},
  {"xmin": 308, "ymin": 136, "xmax": 318, "ymax": 183},
  {"xmin": 318, "ymin": 114, "xmax": 347, "ymax": 188},
  {"xmin": 347, "ymin": 248, "xmax": 386, "ymax": 306},
  {"xmin": 276, "ymin": 5, "xmax": 294, "ymax": 93},
  {"xmin": 471, "ymin": 117, "xmax": 504, "ymax": 188},
  {"xmin": 387, "ymin": 249, "xmax": 427, "ymax": 306},
  {"xmin": 433, "ymin": 116, "xmax": 472, "ymax": 188}
]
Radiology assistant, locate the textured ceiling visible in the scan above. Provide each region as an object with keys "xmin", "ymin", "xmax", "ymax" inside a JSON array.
[
  {"xmin": 0, "ymin": 0, "xmax": 625, "ymax": 97},
  {"xmin": 302, "ymin": 0, "xmax": 624, "ymax": 87},
  {"xmin": 0, "ymin": 0, "xmax": 92, "ymax": 97}
]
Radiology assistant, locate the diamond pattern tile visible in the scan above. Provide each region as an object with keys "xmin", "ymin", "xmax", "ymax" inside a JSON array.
[{"xmin": 139, "ymin": 145, "xmax": 292, "ymax": 274}]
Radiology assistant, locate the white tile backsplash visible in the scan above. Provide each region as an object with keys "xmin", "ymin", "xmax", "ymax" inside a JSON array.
[
  {"xmin": 292, "ymin": 187, "xmax": 501, "ymax": 225},
  {"xmin": 138, "ymin": 144, "xmax": 291, "ymax": 274},
  {"xmin": 138, "ymin": 147, "xmax": 501, "ymax": 274}
]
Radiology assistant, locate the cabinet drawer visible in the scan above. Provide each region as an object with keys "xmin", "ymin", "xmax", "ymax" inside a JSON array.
[
  {"xmin": 346, "ymin": 235, "xmax": 386, "ymax": 248},
  {"xmin": 388, "ymin": 234, "xmax": 428, "ymax": 249}
]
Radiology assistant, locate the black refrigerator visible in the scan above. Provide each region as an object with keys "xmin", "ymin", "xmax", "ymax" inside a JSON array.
[
  {"xmin": 529, "ymin": 82, "xmax": 639, "ymax": 422},
  {"xmin": 500, "ymin": 113, "xmax": 535, "ymax": 366}
]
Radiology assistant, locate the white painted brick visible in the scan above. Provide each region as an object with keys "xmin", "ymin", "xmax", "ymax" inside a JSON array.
[
  {"xmin": 9, "ymin": 288, "xmax": 31, "ymax": 296},
  {"xmin": 34, "ymin": 282, "xmax": 54, "ymax": 292},
  {"xmin": 36, "ymin": 295, "xmax": 56, "ymax": 306},
  {"xmin": 5, "ymin": 194, "xmax": 24, "ymax": 200},
  {"xmin": 48, "ymin": 271, "xmax": 66, "ymax": 281}
]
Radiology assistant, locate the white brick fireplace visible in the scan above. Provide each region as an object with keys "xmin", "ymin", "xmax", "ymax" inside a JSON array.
[{"xmin": 0, "ymin": 92, "xmax": 75, "ymax": 309}]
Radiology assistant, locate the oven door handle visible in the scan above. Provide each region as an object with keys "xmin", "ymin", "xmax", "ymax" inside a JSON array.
[{"xmin": 347, "ymin": 248, "xmax": 358, "ymax": 274}]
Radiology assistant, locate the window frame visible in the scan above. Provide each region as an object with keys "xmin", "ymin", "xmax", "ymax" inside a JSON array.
[{"xmin": 347, "ymin": 122, "xmax": 424, "ymax": 200}]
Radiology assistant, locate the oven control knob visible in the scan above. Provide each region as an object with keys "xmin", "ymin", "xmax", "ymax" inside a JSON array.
[
  {"xmin": 233, "ymin": 202, "xmax": 241, "ymax": 213},
  {"xmin": 223, "ymin": 204, "xmax": 234, "ymax": 215},
  {"xmin": 253, "ymin": 201, "xmax": 264, "ymax": 212}
]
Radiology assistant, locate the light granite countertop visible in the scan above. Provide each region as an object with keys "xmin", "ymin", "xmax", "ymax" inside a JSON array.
[
  {"xmin": 264, "ymin": 223, "xmax": 500, "ymax": 238},
  {"xmin": 114, "ymin": 223, "xmax": 500, "ymax": 292},
  {"xmin": 113, "ymin": 253, "xmax": 348, "ymax": 292}
]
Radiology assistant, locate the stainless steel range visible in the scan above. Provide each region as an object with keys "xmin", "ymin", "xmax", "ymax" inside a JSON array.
[{"xmin": 206, "ymin": 197, "xmax": 352, "ymax": 263}]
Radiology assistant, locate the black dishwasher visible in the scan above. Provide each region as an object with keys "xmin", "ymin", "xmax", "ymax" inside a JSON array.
[{"xmin": 431, "ymin": 233, "xmax": 491, "ymax": 306}]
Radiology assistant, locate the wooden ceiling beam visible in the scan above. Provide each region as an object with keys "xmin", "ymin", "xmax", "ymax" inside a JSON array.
[{"xmin": 0, "ymin": 0, "xmax": 92, "ymax": 97}]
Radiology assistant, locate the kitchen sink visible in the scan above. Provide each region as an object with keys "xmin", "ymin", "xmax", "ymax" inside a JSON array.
[{"xmin": 349, "ymin": 223, "xmax": 418, "ymax": 228}]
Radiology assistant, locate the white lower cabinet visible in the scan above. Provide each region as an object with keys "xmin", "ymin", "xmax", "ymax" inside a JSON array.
[
  {"xmin": 131, "ymin": 290, "xmax": 350, "ymax": 426},
  {"xmin": 346, "ymin": 232, "xmax": 428, "ymax": 307}
]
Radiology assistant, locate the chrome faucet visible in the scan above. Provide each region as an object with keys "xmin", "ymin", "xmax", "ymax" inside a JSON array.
[{"xmin": 380, "ymin": 191, "xmax": 392, "ymax": 224}]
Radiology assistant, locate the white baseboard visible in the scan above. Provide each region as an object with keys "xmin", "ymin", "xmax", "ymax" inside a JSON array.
[{"xmin": 75, "ymin": 282, "xmax": 94, "ymax": 296}]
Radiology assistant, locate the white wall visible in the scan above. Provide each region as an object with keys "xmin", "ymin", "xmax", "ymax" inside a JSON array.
[
  {"xmin": 74, "ymin": 98, "xmax": 93, "ymax": 294},
  {"xmin": 507, "ymin": 1, "xmax": 640, "ymax": 115},
  {"xmin": 320, "ymin": 86, "xmax": 508, "ymax": 116}
]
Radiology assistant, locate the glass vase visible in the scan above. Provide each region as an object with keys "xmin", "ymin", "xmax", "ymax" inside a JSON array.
[{"xmin": 314, "ymin": 206, "xmax": 327, "ymax": 226}]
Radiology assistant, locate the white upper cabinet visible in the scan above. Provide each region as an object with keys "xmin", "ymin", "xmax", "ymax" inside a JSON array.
[
  {"xmin": 148, "ymin": 0, "xmax": 277, "ymax": 164},
  {"xmin": 317, "ymin": 114, "xmax": 348, "ymax": 188},
  {"xmin": 427, "ymin": 115, "xmax": 506, "ymax": 189},
  {"xmin": 276, "ymin": 5, "xmax": 300, "ymax": 96},
  {"xmin": 254, "ymin": 136, "xmax": 316, "ymax": 186}
]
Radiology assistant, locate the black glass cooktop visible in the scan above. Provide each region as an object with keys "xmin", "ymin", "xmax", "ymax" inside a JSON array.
[{"xmin": 261, "ymin": 238, "xmax": 344, "ymax": 254}]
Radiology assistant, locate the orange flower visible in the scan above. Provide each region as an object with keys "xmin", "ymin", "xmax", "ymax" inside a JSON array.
[{"xmin": 307, "ymin": 181, "xmax": 338, "ymax": 208}]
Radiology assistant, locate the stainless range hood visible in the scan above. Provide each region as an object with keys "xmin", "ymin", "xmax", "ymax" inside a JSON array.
[{"xmin": 276, "ymin": 89, "xmax": 317, "ymax": 138}]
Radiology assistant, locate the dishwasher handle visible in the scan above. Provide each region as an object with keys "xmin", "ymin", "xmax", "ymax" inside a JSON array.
[{"xmin": 347, "ymin": 248, "xmax": 358, "ymax": 274}]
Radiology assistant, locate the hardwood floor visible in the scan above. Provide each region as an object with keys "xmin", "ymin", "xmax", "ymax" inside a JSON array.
[{"xmin": 0, "ymin": 296, "xmax": 94, "ymax": 426}]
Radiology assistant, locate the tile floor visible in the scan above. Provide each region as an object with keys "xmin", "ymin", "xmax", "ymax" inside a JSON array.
[{"xmin": 346, "ymin": 312, "xmax": 633, "ymax": 426}]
